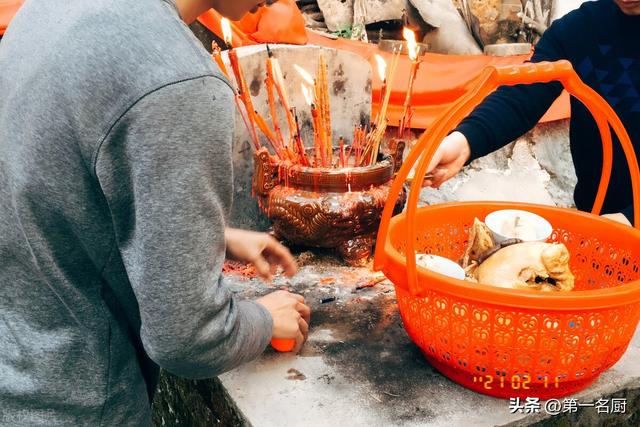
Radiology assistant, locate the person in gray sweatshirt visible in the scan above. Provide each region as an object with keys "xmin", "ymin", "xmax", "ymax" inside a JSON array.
[{"xmin": 0, "ymin": 0, "xmax": 311, "ymax": 425}]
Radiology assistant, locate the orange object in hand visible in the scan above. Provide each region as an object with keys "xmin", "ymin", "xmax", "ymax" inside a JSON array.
[{"xmin": 271, "ymin": 338, "xmax": 296, "ymax": 352}]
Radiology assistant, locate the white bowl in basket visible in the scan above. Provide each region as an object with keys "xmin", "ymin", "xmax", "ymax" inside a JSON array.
[{"xmin": 485, "ymin": 209, "xmax": 552, "ymax": 243}]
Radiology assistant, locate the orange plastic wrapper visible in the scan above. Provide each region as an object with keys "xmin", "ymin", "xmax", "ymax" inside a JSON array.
[
  {"xmin": 234, "ymin": 0, "xmax": 307, "ymax": 45},
  {"xmin": 0, "ymin": 0, "xmax": 24, "ymax": 35}
]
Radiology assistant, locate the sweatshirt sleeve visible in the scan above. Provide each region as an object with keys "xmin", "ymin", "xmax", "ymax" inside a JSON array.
[
  {"xmin": 94, "ymin": 75, "xmax": 272, "ymax": 379},
  {"xmin": 456, "ymin": 21, "xmax": 567, "ymax": 161}
]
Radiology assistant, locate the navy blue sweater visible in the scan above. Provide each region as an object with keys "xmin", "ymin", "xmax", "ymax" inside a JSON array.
[{"xmin": 457, "ymin": 0, "xmax": 639, "ymax": 224}]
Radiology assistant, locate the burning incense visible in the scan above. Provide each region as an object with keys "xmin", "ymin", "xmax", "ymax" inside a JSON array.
[
  {"xmin": 297, "ymin": 64, "xmax": 332, "ymax": 167},
  {"xmin": 224, "ymin": 41, "xmax": 398, "ymax": 171},
  {"xmin": 292, "ymin": 108, "xmax": 310, "ymax": 166},
  {"xmin": 265, "ymin": 46, "xmax": 285, "ymax": 147},
  {"xmin": 295, "ymin": 64, "xmax": 326, "ymax": 163},
  {"xmin": 317, "ymin": 54, "xmax": 332, "ymax": 165},
  {"xmin": 254, "ymin": 110, "xmax": 284, "ymax": 159},
  {"xmin": 301, "ymin": 83, "xmax": 328, "ymax": 167},
  {"xmin": 398, "ymin": 27, "xmax": 421, "ymax": 139}
]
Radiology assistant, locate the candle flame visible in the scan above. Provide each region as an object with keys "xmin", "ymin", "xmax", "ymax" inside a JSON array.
[
  {"xmin": 301, "ymin": 84, "xmax": 313, "ymax": 106},
  {"xmin": 221, "ymin": 18, "xmax": 232, "ymax": 46},
  {"xmin": 402, "ymin": 27, "xmax": 419, "ymax": 61},
  {"xmin": 294, "ymin": 64, "xmax": 314, "ymax": 86},
  {"xmin": 374, "ymin": 54, "xmax": 387, "ymax": 82}
]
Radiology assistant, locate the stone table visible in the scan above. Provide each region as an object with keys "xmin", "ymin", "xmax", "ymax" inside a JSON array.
[{"xmin": 153, "ymin": 250, "xmax": 640, "ymax": 427}]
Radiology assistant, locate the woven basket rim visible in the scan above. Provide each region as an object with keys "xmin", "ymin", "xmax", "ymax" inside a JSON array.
[{"xmin": 382, "ymin": 201, "xmax": 640, "ymax": 310}]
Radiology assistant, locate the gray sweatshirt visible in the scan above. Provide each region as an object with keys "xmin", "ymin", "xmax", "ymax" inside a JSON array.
[{"xmin": 0, "ymin": 0, "xmax": 272, "ymax": 425}]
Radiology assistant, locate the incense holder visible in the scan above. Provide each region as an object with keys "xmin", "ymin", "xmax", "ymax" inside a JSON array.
[{"xmin": 253, "ymin": 143, "xmax": 406, "ymax": 266}]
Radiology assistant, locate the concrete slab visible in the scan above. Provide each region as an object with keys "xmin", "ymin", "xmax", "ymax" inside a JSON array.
[{"xmin": 211, "ymin": 252, "xmax": 640, "ymax": 427}]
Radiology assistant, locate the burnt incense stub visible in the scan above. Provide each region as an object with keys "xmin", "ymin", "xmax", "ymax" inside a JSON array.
[{"xmin": 253, "ymin": 146, "xmax": 406, "ymax": 265}]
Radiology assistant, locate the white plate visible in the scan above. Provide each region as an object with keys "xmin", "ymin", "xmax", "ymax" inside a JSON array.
[{"xmin": 416, "ymin": 254, "xmax": 466, "ymax": 280}]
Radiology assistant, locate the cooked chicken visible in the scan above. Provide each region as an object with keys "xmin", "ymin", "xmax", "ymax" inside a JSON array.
[
  {"xmin": 460, "ymin": 218, "xmax": 495, "ymax": 269},
  {"xmin": 458, "ymin": 216, "xmax": 574, "ymax": 291},
  {"xmin": 477, "ymin": 242, "xmax": 575, "ymax": 291}
]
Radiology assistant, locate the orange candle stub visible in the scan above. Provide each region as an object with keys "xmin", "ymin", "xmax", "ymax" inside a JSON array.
[{"xmin": 271, "ymin": 338, "xmax": 295, "ymax": 352}]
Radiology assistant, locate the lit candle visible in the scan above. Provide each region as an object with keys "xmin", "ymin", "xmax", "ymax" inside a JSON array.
[
  {"xmin": 375, "ymin": 49, "xmax": 399, "ymax": 131},
  {"xmin": 222, "ymin": 18, "xmax": 260, "ymax": 149},
  {"xmin": 211, "ymin": 41, "xmax": 230, "ymax": 79},
  {"xmin": 373, "ymin": 54, "xmax": 387, "ymax": 118},
  {"xmin": 221, "ymin": 18, "xmax": 233, "ymax": 49},
  {"xmin": 294, "ymin": 64, "xmax": 315, "ymax": 87},
  {"xmin": 399, "ymin": 27, "xmax": 421, "ymax": 139},
  {"xmin": 361, "ymin": 50, "xmax": 398, "ymax": 166}
]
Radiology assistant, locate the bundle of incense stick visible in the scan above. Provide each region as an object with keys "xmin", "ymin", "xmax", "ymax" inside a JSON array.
[
  {"xmin": 228, "ymin": 48, "xmax": 400, "ymax": 168},
  {"xmin": 217, "ymin": 19, "xmax": 395, "ymax": 169},
  {"xmin": 297, "ymin": 54, "xmax": 335, "ymax": 167},
  {"xmin": 317, "ymin": 54, "xmax": 332, "ymax": 166}
]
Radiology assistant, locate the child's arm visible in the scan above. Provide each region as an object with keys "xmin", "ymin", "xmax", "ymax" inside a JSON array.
[{"xmin": 225, "ymin": 227, "xmax": 298, "ymax": 281}]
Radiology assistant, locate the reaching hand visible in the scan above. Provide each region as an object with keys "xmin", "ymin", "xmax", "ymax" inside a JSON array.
[
  {"xmin": 256, "ymin": 290, "xmax": 311, "ymax": 353},
  {"xmin": 225, "ymin": 228, "xmax": 297, "ymax": 281},
  {"xmin": 424, "ymin": 131, "xmax": 471, "ymax": 188}
]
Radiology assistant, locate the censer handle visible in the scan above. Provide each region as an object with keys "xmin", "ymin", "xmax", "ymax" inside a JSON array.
[{"xmin": 375, "ymin": 60, "xmax": 640, "ymax": 296}]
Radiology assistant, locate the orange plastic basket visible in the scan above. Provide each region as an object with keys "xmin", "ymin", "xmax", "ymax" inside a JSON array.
[{"xmin": 374, "ymin": 61, "xmax": 640, "ymax": 399}]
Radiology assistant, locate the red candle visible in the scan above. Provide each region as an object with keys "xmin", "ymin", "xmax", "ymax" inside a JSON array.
[
  {"xmin": 398, "ymin": 28, "xmax": 422, "ymax": 138},
  {"xmin": 211, "ymin": 41, "xmax": 230, "ymax": 79}
]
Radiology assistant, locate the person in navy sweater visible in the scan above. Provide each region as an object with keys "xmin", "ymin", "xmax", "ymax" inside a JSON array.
[{"xmin": 427, "ymin": 0, "xmax": 640, "ymax": 226}]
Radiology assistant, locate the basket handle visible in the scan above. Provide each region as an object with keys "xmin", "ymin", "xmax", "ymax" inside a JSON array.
[{"xmin": 374, "ymin": 60, "xmax": 640, "ymax": 296}]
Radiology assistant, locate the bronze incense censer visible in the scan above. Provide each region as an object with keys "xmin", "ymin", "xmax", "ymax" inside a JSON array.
[{"xmin": 253, "ymin": 145, "xmax": 406, "ymax": 265}]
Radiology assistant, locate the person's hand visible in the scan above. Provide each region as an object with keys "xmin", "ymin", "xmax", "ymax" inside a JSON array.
[
  {"xmin": 256, "ymin": 290, "xmax": 311, "ymax": 353},
  {"xmin": 424, "ymin": 131, "xmax": 471, "ymax": 188},
  {"xmin": 225, "ymin": 228, "xmax": 297, "ymax": 281},
  {"xmin": 601, "ymin": 213, "xmax": 632, "ymax": 226}
]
